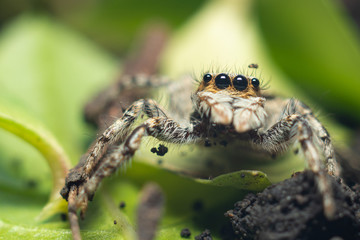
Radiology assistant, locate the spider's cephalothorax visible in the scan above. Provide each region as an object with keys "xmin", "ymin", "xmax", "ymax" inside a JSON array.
[
  {"xmin": 61, "ymin": 71, "xmax": 341, "ymax": 238},
  {"xmin": 193, "ymin": 73, "xmax": 266, "ymax": 133}
]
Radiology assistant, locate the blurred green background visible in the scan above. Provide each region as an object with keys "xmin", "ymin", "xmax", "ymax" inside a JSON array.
[{"xmin": 0, "ymin": 0, "xmax": 359, "ymax": 239}]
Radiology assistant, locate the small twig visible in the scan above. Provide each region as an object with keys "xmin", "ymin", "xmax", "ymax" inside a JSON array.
[
  {"xmin": 68, "ymin": 186, "xmax": 81, "ymax": 240},
  {"xmin": 137, "ymin": 182, "xmax": 165, "ymax": 240}
]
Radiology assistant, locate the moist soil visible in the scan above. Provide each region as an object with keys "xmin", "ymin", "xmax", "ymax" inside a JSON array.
[{"xmin": 225, "ymin": 170, "xmax": 360, "ymax": 240}]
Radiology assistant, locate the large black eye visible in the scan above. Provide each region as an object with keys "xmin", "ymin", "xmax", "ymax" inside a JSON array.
[
  {"xmin": 203, "ymin": 73, "xmax": 212, "ymax": 83},
  {"xmin": 233, "ymin": 75, "xmax": 248, "ymax": 91},
  {"xmin": 215, "ymin": 73, "xmax": 231, "ymax": 89},
  {"xmin": 251, "ymin": 78, "xmax": 260, "ymax": 88}
]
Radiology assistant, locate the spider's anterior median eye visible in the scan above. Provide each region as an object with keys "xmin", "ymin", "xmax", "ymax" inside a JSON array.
[
  {"xmin": 203, "ymin": 73, "xmax": 212, "ymax": 83},
  {"xmin": 215, "ymin": 73, "xmax": 230, "ymax": 89},
  {"xmin": 251, "ymin": 78, "xmax": 260, "ymax": 88},
  {"xmin": 233, "ymin": 75, "xmax": 248, "ymax": 91}
]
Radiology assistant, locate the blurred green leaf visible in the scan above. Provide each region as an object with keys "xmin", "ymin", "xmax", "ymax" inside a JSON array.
[
  {"xmin": 57, "ymin": 0, "xmax": 206, "ymax": 53},
  {"xmin": 0, "ymin": 13, "xmax": 117, "ymax": 237},
  {"xmin": 0, "ymin": 104, "xmax": 70, "ymax": 221},
  {"xmin": 0, "ymin": 13, "xmax": 118, "ymax": 197},
  {"xmin": 255, "ymin": 0, "xmax": 360, "ymax": 122}
]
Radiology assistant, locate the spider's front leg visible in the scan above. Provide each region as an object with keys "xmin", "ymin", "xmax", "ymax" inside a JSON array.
[
  {"xmin": 76, "ymin": 116, "xmax": 202, "ymax": 214},
  {"xmin": 62, "ymin": 97, "xmax": 203, "ymax": 211},
  {"xmin": 62, "ymin": 98, "xmax": 167, "ymax": 194},
  {"xmin": 250, "ymin": 100, "xmax": 340, "ymax": 219}
]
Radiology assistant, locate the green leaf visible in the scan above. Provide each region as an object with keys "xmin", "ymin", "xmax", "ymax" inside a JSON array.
[
  {"xmin": 255, "ymin": 0, "xmax": 360, "ymax": 121},
  {"xmin": 55, "ymin": 0, "xmax": 207, "ymax": 53},
  {"xmin": 0, "ymin": 14, "xmax": 118, "ymax": 162},
  {"xmin": 196, "ymin": 170, "xmax": 272, "ymax": 191},
  {"xmin": 0, "ymin": 13, "xmax": 118, "ymax": 237},
  {"xmin": 100, "ymin": 161, "xmax": 250, "ymax": 240},
  {"xmin": 0, "ymin": 105, "xmax": 70, "ymax": 220}
]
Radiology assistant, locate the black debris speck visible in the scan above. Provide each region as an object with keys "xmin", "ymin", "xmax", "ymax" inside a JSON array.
[
  {"xmin": 157, "ymin": 159, "xmax": 163, "ymax": 165},
  {"xmin": 150, "ymin": 144, "xmax": 168, "ymax": 156},
  {"xmin": 248, "ymin": 63, "xmax": 259, "ymax": 69},
  {"xmin": 114, "ymin": 220, "xmax": 117, "ymax": 225},
  {"xmin": 204, "ymin": 139, "xmax": 211, "ymax": 147},
  {"xmin": 192, "ymin": 200, "xmax": 204, "ymax": 211},
  {"xmin": 27, "ymin": 179, "xmax": 37, "ymax": 188},
  {"xmin": 195, "ymin": 229, "xmax": 212, "ymax": 240},
  {"xmin": 293, "ymin": 148, "xmax": 299, "ymax": 154},
  {"xmin": 180, "ymin": 228, "xmax": 191, "ymax": 238},
  {"xmin": 119, "ymin": 201, "xmax": 126, "ymax": 209},
  {"xmin": 60, "ymin": 213, "xmax": 67, "ymax": 222},
  {"xmin": 219, "ymin": 140, "xmax": 228, "ymax": 147}
]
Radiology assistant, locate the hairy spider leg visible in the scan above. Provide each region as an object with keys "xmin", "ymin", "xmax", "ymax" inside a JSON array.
[
  {"xmin": 84, "ymin": 99, "xmax": 168, "ymax": 176},
  {"xmin": 279, "ymin": 98, "xmax": 340, "ymax": 176},
  {"xmin": 77, "ymin": 116, "xmax": 202, "ymax": 214},
  {"xmin": 65, "ymin": 98, "xmax": 170, "ymax": 236},
  {"xmin": 294, "ymin": 101, "xmax": 340, "ymax": 176},
  {"xmin": 251, "ymin": 111, "xmax": 336, "ymax": 219}
]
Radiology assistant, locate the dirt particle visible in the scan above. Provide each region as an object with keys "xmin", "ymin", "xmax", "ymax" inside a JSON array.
[
  {"xmin": 114, "ymin": 220, "xmax": 117, "ymax": 225},
  {"xmin": 60, "ymin": 213, "xmax": 67, "ymax": 222},
  {"xmin": 180, "ymin": 228, "xmax": 191, "ymax": 238},
  {"xmin": 27, "ymin": 179, "xmax": 37, "ymax": 188},
  {"xmin": 192, "ymin": 200, "xmax": 204, "ymax": 212},
  {"xmin": 195, "ymin": 229, "xmax": 212, "ymax": 240},
  {"xmin": 293, "ymin": 148, "xmax": 299, "ymax": 154},
  {"xmin": 204, "ymin": 139, "xmax": 211, "ymax": 147},
  {"xmin": 206, "ymin": 159, "xmax": 214, "ymax": 168},
  {"xmin": 119, "ymin": 201, "xmax": 126, "ymax": 209},
  {"xmin": 150, "ymin": 144, "xmax": 168, "ymax": 156},
  {"xmin": 248, "ymin": 63, "xmax": 259, "ymax": 69},
  {"xmin": 219, "ymin": 140, "xmax": 228, "ymax": 147}
]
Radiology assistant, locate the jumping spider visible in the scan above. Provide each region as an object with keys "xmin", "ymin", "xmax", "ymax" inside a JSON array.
[{"xmin": 61, "ymin": 68, "xmax": 341, "ymax": 237}]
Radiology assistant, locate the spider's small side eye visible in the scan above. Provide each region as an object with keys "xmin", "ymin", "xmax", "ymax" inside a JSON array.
[
  {"xmin": 233, "ymin": 75, "xmax": 248, "ymax": 91},
  {"xmin": 251, "ymin": 78, "xmax": 260, "ymax": 88},
  {"xmin": 203, "ymin": 74, "xmax": 212, "ymax": 83}
]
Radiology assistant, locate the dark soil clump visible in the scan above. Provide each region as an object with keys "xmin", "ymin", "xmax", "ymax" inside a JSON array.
[
  {"xmin": 225, "ymin": 170, "xmax": 360, "ymax": 240},
  {"xmin": 119, "ymin": 201, "xmax": 126, "ymax": 209},
  {"xmin": 180, "ymin": 228, "xmax": 191, "ymax": 238},
  {"xmin": 195, "ymin": 229, "xmax": 212, "ymax": 240}
]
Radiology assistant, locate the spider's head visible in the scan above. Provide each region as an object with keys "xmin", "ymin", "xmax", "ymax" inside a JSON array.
[
  {"xmin": 193, "ymin": 73, "xmax": 266, "ymax": 133},
  {"xmin": 196, "ymin": 73, "xmax": 261, "ymax": 98}
]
